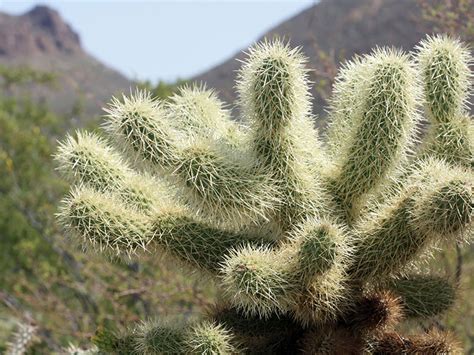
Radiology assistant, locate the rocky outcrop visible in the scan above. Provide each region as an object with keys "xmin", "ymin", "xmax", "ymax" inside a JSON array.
[
  {"xmin": 0, "ymin": 5, "xmax": 81, "ymax": 57},
  {"xmin": 0, "ymin": 5, "xmax": 131, "ymax": 120}
]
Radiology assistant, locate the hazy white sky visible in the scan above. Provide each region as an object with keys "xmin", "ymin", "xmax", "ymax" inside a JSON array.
[{"xmin": 0, "ymin": 1, "xmax": 315, "ymax": 82}]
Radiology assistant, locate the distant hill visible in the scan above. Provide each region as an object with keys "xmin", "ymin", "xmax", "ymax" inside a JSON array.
[
  {"xmin": 0, "ymin": 5, "xmax": 132, "ymax": 119},
  {"xmin": 0, "ymin": 2, "xmax": 469, "ymax": 124},
  {"xmin": 193, "ymin": 0, "xmax": 438, "ymax": 126}
]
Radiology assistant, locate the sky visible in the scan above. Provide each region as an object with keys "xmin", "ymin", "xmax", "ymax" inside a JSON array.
[{"xmin": 0, "ymin": 1, "xmax": 315, "ymax": 82}]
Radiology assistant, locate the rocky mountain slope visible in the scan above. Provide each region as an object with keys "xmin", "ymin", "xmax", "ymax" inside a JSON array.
[
  {"xmin": 194, "ymin": 0, "xmax": 435, "ymax": 123},
  {"xmin": 0, "ymin": 5, "xmax": 131, "ymax": 118}
]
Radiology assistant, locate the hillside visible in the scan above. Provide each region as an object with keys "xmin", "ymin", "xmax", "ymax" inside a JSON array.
[
  {"xmin": 0, "ymin": 5, "xmax": 132, "ymax": 118},
  {"xmin": 194, "ymin": 0, "xmax": 434, "ymax": 123}
]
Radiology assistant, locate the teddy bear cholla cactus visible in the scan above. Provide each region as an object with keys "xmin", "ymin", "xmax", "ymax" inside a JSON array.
[{"xmin": 56, "ymin": 35, "xmax": 473, "ymax": 354}]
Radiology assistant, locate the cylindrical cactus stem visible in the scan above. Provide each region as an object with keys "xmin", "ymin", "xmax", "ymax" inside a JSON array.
[
  {"xmin": 349, "ymin": 158, "xmax": 473, "ymax": 281},
  {"xmin": 410, "ymin": 159, "xmax": 473, "ymax": 241},
  {"xmin": 238, "ymin": 40, "xmax": 312, "ymax": 133},
  {"xmin": 167, "ymin": 84, "xmax": 245, "ymax": 145},
  {"xmin": 58, "ymin": 187, "xmax": 153, "ymax": 257},
  {"xmin": 184, "ymin": 320, "xmax": 238, "ymax": 355},
  {"xmin": 208, "ymin": 304, "xmax": 303, "ymax": 354},
  {"xmin": 55, "ymin": 130, "xmax": 170, "ymax": 213},
  {"xmin": 172, "ymin": 142, "xmax": 280, "ymax": 226},
  {"xmin": 292, "ymin": 259, "xmax": 349, "ymax": 326},
  {"xmin": 134, "ymin": 319, "xmax": 238, "ymax": 355},
  {"xmin": 134, "ymin": 320, "xmax": 186, "ymax": 354},
  {"xmin": 325, "ymin": 55, "xmax": 368, "ymax": 159},
  {"xmin": 220, "ymin": 245, "xmax": 297, "ymax": 317},
  {"xmin": 416, "ymin": 35, "xmax": 471, "ymax": 124},
  {"xmin": 387, "ymin": 275, "xmax": 457, "ymax": 318},
  {"xmin": 341, "ymin": 291, "xmax": 404, "ymax": 335},
  {"xmin": 221, "ymin": 218, "xmax": 351, "ymax": 324},
  {"xmin": 104, "ymin": 90, "xmax": 180, "ymax": 169},
  {"xmin": 294, "ymin": 220, "xmax": 342, "ymax": 280},
  {"xmin": 290, "ymin": 219, "xmax": 352, "ymax": 325},
  {"xmin": 368, "ymin": 329, "xmax": 461, "ymax": 354},
  {"xmin": 237, "ymin": 40, "xmax": 325, "ymax": 231},
  {"xmin": 416, "ymin": 35, "xmax": 473, "ymax": 168},
  {"xmin": 153, "ymin": 213, "xmax": 274, "ymax": 273},
  {"xmin": 422, "ymin": 116, "xmax": 474, "ymax": 169},
  {"xmin": 104, "ymin": 90, "xmax": 278, "ymax": 227},
  {"xmin": 58, "ymin": 186, "xmax": 272, "ymax": 270},
  {"xmin": 326, "ymin": 48, "xmax": 420, "ymax": 222}
]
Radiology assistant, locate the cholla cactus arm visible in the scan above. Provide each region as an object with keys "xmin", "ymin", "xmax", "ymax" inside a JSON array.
[
  {"xmin": 325, "ymin": 56, "xmax": 368, "ymax": 159},
  {"xmin": 294, "ymin": 220, "xmax": 342, "ymax": 279},
  {"xmin": 55, "ymin": 131, "xmax": 170, "ymax": 213},
  {"xmin": 368, "ymin": 329, "xmax": 461, "ymax": 354},
  {"xmin": 58, "ymin": 186, "xmax": 272, "ymax": 270},
  {"xmin": 104, "ymin": 92, "xmax": 179, "ymax": 169},
  {"xmin": 410, "ymin": 160, "xmax": 473, "ymax": 240},
  {"xmin": 416, "ymin": 35, "xmax": 473, "ymax": 168},
  {"xmin": 58, "ymin": 187, "xmax": 153, "ymax": 257},
  {"xmin": 237, "ymin": 40, "xmax": 325, "ymax": 232},
  {"xmin": 290, "ymin": 219, "xmax": 352, "ymax": 325},
  {"xmin": 349, "ymin": 158, "xmax": 473, "ymax": 281},
  {"xmin": 104, "ymin": 90, "xmax": 278, "ymax": 227},
  {"xmin": 221, "ymin": 218, "xmax": 351, "ymax": 323},
  {"xmin": 422, "ymin": 116, "xmax": 474, "ymax": 169},
  {"xmin": 221, "ymin": 244, "xmax": 297, "ymax": 317},
  {"xmin": 325, "ymin": 49, "xmax": 420, "ymax": 221},
  {"xmin": 387, "ymin": 275, "xmax": 456, "ymax": 318},
  {"xmin": 208, "ymin": 305, "xmax": 303, "ymax": 354},
  {"xmin": 417, "ymin": 35, "xmax": 471, "ymax": 124},
  {"xmin": 173, "ymin": 142, "xmax": 279, "ymax": 225},
  {"xmin": 167, "ymin": 84, "xmax": 245, "ymax": 144},
  {"xmin": 184, "ymin": 320, "xmax": 238, "ymax": 355},
  {"xmin": 98, "ymin": 319, "xmax": 238, "ymax": 355},
  {"xmin": 153, "ymin": 212, "xmax": 273, "ymax": 272}
]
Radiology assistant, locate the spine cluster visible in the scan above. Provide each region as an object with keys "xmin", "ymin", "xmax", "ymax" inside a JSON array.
[{"xmin": 6, "ymin": 323, "xmax": 38, "ymax": 355}]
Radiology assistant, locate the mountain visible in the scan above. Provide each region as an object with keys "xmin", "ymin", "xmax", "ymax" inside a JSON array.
[
  {"xmin": 0, "ymin": 5, "xmax": 132, "ymax": 119},
  {"xmin": 193, "ymin": 0, "xmax": 435, "ymax": 126},
  {"xmin": 0, "ymin": 2, "xmax": 467, "ymax": 124}
]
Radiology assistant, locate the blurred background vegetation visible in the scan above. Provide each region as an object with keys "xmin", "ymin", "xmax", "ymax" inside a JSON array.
[
  {"xmin": 0, "ymin": 67, "xmax": 216, "ymax": 352},
  {"xmin": 0, "ymin": 0, "xmax": 472, "ymax": 353}
]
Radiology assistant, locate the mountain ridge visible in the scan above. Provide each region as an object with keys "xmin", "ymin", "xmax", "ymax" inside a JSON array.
[
  {"xmin": 0, "ymin": 1, "xmax": 468, "ymax": 123},
  {"xmin": 193, "ymin": 0, "xmax": 434, "ymax": 123},
  {"xmin": 0, "ymin": 5, "xmax": 81, "ymax": 56},
  {"xmin": 0, "ymin": 5, "xmax": 132, "ymax": 120}
]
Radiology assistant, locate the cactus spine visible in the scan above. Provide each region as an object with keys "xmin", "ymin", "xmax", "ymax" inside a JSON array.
[
  {"xmin": 56, "ymin": 35, "xmax": 473, "ymax": 353},
  {"xmin": 6, "ymin": 323, "xmax": 38, "ymax": 355}
]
